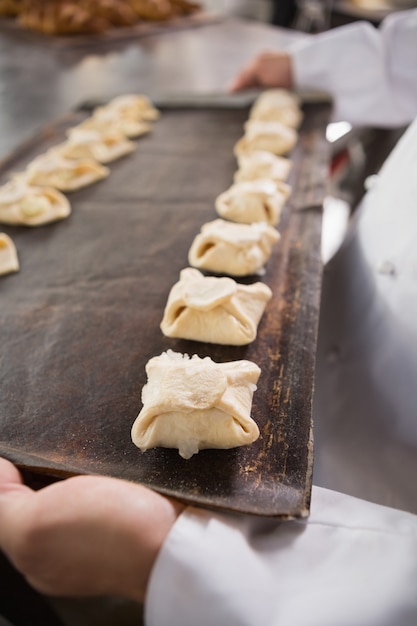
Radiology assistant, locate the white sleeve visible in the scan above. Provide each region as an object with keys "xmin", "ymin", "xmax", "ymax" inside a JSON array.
[
  {"xmin": 290, "ymin": 9, "xmax": 417, "ymax": 127},
  {"xmin": 145, "ymin": 486, "xmax": 417, "ymax": 626}
]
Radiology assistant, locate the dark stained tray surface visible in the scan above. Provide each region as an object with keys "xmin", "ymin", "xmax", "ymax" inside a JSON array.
[{"xmin": 0, "ymin": 101, "xmax": 330, "ymax": 517}]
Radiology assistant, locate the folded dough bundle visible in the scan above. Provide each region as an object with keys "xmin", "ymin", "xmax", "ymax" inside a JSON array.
[
  {"xmin": 161, "ymin": 268, "xmax": 272, "ymax": 345},
  {"xmin": 131, "ymin": 350, "xmax": 261, "ymax": 459},
  {"xmin": 188, "ymin": 218, "xmax": 280, "ymax": 276},
  {"xmin": 0, "ymin": 233, "xmax": 19, "ymax": 276},
  {"xmin": 234, "ymin": 120, "xmax": 297, "ymax": 157},
  {"xmin": 215, "ymin": 179, "xmax": 291, "ymax": 226},
  {"xmin": 24, "ymin": 150, "xmax": 109, "ymax": 191},
  {"xmin": 77, "ymin": 107, "xmax": 152, "ymax": 139},
  {"xmin": 105, "ymin": 94, "xmax": 160, "ymax": 122},
  {"xmin": 234, "ymin": 150, "xmax": 292, "ymax": 185},
  {"xmin": 0, "ymin": 177, "xmax": 71, "ymax": 226},
  {"xmin": 59, "ymin": 127, "xmax": 136, "ymax": 164},
  {"xmin": 249, "ymin": 88, "xmax": 303, "ymax": 129}
]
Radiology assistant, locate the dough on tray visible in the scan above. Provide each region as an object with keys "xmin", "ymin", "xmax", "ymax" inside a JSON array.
[
  {"xmin": 234, "ymin": 150, "xmax": 292, "ymax": 184},
  {"xmin": 0, "ymin": 177, "xmax": 71, "ymax": 226},
  {"xmin": 215, "ymin": 179, "xmax": 291, "ymax": 226},
  {"xmin": 249, "ymin": 88, "xmax": 303, "ymax": 128},
  {"xmin": 0, "ymin": 233, "xmax": 19, "ymax": 276},
  {"xmin": 234, "ymin": 120, "xmax": 297, "ymax": 157},
  {"xmin": 188, "ymin": 218, "xmax": 280, "ymax": 276},
  {"xmin": 131, "ymin": 350, "xmax": 261, "ymax": 459},
  {"xmin": 104, "ymin": 94, "xmax": 160, "ymax": 122},
  {"xmin": 77, "ymin": 107, "xmax": 152, "ymax": 139},
  {"xmin": 160, "ymin": 267, "xmax": 272, "ymax": 345},
  {"xmin": 24, "ymin": 149, "xmax": 109, "ymax": 191},
  {"xmin": 58, "ymin": 127, "xmax": 136, "ymax": 163}
]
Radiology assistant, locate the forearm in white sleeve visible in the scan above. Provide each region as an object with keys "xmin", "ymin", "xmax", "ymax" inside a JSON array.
[
  {"xmin": 290, "ymin": 10, "xmax": 417, "ymax": 127},
  {"xmin": 145, "ymin": 486, "xmax": 417, "ymax": 626}
]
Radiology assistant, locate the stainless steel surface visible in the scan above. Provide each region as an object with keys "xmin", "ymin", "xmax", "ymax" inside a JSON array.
[{"xmin": 0, "ymin": 18, "xmax": 304, "ymax": 159}]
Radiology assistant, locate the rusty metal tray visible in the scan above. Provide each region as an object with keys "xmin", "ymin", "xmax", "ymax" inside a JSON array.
[{"xmin": 0, "ymin": 100, "xmax": 331, "ymax": 517}]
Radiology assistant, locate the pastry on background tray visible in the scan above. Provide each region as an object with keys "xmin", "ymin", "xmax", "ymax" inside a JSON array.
[
  {"xmin": 14, "ymin": 0, "xmax": 201, "ymax": 35},
  {"xmin": 160, "ymin": 267, "xmax": 272, "ymax": 345},
  {"xmin": 0, "ymin": 0, "xmax": 23, "ymax": 16},
  {"xmin": 215, "ymin": 179, "xmax": 291, "ymax": 226},
  {"xmin": 0, "ymin": 177, "xmax": 71, "ymax": 225},
  {"xmin": 19, "ymin": 1, "xmax": 112, "ymax": 34},
  {"xmin": 0, "ymin": 233, "xmax": 19, "ymax": 276},
  {"xmin": 127, "ymin": 0, "xmax": 201, "ymax": 21},
  {"xmin": 131, "ymin": 350, "xmax": 261, "ymax": 459},
  {"xmin": 188, "ymin": 218, "xmax": 280, "ymax": 277}
]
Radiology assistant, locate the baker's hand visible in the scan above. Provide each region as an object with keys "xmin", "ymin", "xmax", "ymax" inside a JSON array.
[
  {"xmin": 229, "ymin": 51, "xmax": 293, "ymax": 92},
  {"xmin": 0, "ymin": 457, "xmax": 184, "ymax": 602}
]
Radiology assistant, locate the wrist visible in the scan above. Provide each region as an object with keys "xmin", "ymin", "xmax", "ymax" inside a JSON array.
[{"xmin": 123, "ymin": 492, "xmax": 185, "ymax": 603}]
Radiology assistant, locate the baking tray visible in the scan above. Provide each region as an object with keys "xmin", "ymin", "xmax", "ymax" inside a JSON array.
[{"xmin": 0, "ymin": 99, "xmax": 331, "ymax": 517}]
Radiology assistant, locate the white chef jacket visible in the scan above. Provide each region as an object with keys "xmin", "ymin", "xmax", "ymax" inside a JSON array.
[
  {"xmin": 291, "ymin": 9, "xmax": 417, "ymax": 127},
  {"xmin": 147, "ymin": 486, "xmax": 417, "ymax": 626},
  {"xmin": 145, "ymin": 14, "xmax": 417, "ymax": 626}
]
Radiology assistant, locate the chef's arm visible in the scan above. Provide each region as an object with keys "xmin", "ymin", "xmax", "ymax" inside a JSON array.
[
  {"xmin": 146, "ymin": 487, "xmax": 417, "ymax": 626},
  {"xmin": 230, "ymin": 9, "xmax": 417, "ymax": 128},
  {"xmin": 1, "ymin": 456, "xmax": 416, "ymax": 626}
]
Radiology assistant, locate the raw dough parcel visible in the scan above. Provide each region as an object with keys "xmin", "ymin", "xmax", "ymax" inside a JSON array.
[
  {"xmin": 160, "ymin": 268, "xmax": 272, "ymax": 345},
  {"xmin": 234, "ymin": 120, "xmax": 297, "ymax": 157},
  {"xmin": 0, "ymin": 233, "xmax": 19, "ymax": 276},
  {"xmin": 249, "ymin": 88, "xmax": 303, "ymax": 128},
  {"xmin": 215, "ymin": 179, "xmax": 291, "ymax": 226},
  {"xmin": 76, "ymin": 107, "xmax": 151, "ymax": 139},
  {"xmin": 131, "ymin": 350, "xmax": 261, "ymax": 459},
  {"xmin": 188, "ymin": 218, "xmax": 280, "ymax": 276},
  {"xmin": 59, "ymin": 127, "xmax": 136, "ymax": 164},
  {"xmin": 234, "ymin": 150, "xmax": 292, "ymax": 184},
  {"xmin": 25, "ymin": 150, "xmax": 109, "ymax": 192},
  {"xmin": 0, "ymin": 178, "xmax": 70, "ymax": 226},
  {"xmin": 105, "ymin": 94, "xmax": 160, "ymax": 122}
]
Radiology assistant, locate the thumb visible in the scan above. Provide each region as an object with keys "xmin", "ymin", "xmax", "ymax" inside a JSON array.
[
  {"xmin": 0, "ymin": 456, "xmax": 33, "ymax": 507},
  {"xmin": 228, "ymin": 67, "xmax": 258, "ymax": 93},
  {"xmin": 0, "ymin": 459, "xmax": 34, "ymax": 559},
  {"xmin": 0, "ymin": 457, "xmax": 25, "ymax": 490}
]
